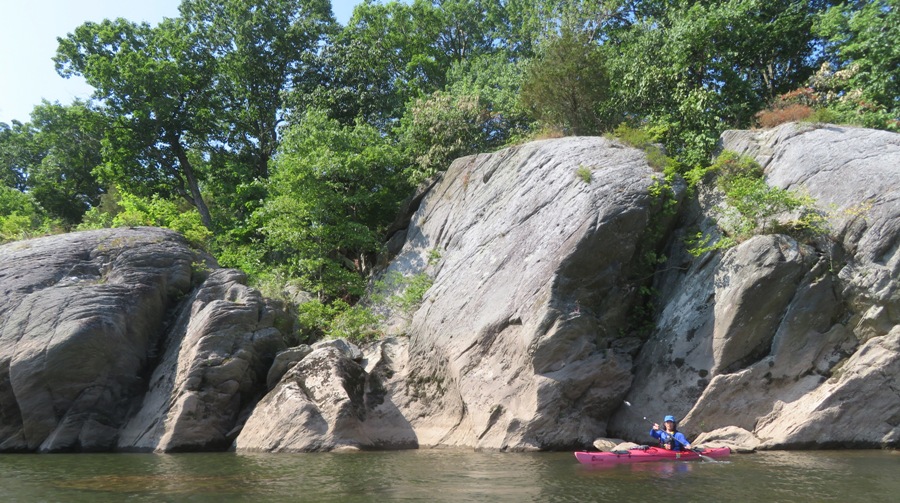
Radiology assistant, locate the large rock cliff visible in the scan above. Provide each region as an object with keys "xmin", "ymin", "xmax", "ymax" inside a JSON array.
[
  {"xmin": 236, "ymin": 136, "xmax": 677, "ymax": 451},
  {"xmin": 1, "ymin": 124, "xmax": 898, "ymax": 453},
  {"xmin": 609, "ymin": 123, "xmax": 900, "ymax": 449},
  {"xmin": 0, "ymin": 228, "xmax": 291, "ymax": 452}
]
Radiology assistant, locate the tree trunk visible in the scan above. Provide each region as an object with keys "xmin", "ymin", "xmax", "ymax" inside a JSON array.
[{"xmin": 168, "ymin": 132, "xmax": 214, "ymax": 230}]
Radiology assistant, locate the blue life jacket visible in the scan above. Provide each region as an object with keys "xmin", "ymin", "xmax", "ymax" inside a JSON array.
[{"xmin": 649, "ymin": 428, "xmax": 689, "ymax": 451}]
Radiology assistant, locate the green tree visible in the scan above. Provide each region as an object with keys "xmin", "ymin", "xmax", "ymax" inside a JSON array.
[
  {"xmin": 0, "ymin": 186, "xmax": 54, "ymax": 243},
  {"xmin": 521, "ymin": 28, "xmax": 614, "ymax": 135},
  {"xmin": 1, "ymin": 102, "xmax": 105, "ymax": 228},
  {"xmin": 398, "ymin": 91, "xmax": 492, "ymax": 183},
  {"xmin": 396, "ymin": 53, "xmax": 534, "ymax": 183},
  {"xmin": 249, "ymin": 110, "xmax": 409, "ymax": 300},
  {"xmin": 496, "ymin": 0, "xmax": 631, "ymax": 53},
  {"xmin": 0, "ymin": 121, "xmax": 39, "ymax": 190},
  {"xmin": 430, "ymin": 0, "xmax": 505, "ymax": 63},
  {"xmin": 79, "ymin": 187, "xmax": 211, "ymax": 247},
  {"xmin": 605, "ymin": 0, "xmax": 830, "ymax": 165},
  {"xmin": 179, "ymin": 0, "xmax": 336, "ymax": 181},
  {"xmin": 727, "ymin": 0, "xmax": 828, "ymax": 103},
  {"xmin": 816, "ymin": 0, "xmax": 900, "ymax": 119},
  {"xmin": 315, "ymin": 0, "xmax": 509, "ymax": 128},
  {"xmin": 445, "ymin": 53, "xmax": 535, "ymax": 144},
  {"xmin": 55, "ymin": 17, "xmax": 218, "ymax": 229},
  {"xmin": 26, "ymin": 101, "xmax": 106, "ymax": 227},
  {"xmin": 311, "ymin": 0, "xmax": 444, "ymax": 127}
]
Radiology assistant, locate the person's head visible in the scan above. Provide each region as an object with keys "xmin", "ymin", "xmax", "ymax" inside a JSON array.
[{"xmin": 664, "ymin": 415, "xmax": 676, "ymax": 430}]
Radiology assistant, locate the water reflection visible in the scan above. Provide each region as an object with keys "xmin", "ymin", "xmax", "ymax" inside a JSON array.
[
  {"xmin": 0, "ymin": 450, "xmax": 898, "ymax": 502},
  {"xmin": 52, "ymin": 453, "xmax": 250, "ymax": 496},
  {"xmin": 578, "ymin": 459, "xmax": 700, "ymax": 473}
]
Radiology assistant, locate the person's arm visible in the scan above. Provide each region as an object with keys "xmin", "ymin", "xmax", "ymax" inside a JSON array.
[{"xmin": 676, "ymin": 432, "xmax": 691, "ymax": 449}]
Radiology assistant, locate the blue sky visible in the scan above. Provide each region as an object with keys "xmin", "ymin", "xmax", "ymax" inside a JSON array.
[{"xmin": 0, "ymin": 0, "xmax": 363, "ymax": 125}]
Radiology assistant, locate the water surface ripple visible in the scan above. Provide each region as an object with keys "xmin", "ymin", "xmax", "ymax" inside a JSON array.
[{"xmin": 2, "ymin": 449, "xmax": 898, "ymax": 502}]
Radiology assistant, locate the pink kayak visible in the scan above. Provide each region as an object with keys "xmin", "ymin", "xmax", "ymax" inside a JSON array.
[{"xmin": 574, "ymin": 446, "xmax": 731, "ymax": 465}]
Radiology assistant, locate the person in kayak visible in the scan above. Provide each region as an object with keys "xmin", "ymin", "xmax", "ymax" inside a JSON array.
[{"xmin": 651, "ymin": 415, "xmax": 692, "ymax": 451}]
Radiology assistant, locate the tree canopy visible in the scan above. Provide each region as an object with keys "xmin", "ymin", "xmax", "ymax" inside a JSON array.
[{"xmin": 2, "ymin": 0, "xmax": 897, "ymax": 328}]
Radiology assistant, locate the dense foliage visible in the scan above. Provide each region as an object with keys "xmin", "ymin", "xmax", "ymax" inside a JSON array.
[{"xmin": 2, "ymin": 0, "xmax": 897, "ymax": 339}]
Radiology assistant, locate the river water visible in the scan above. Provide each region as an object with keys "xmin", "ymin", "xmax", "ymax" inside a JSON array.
[{"xmin": 2, "ymin": 449, "xmax": 898, "ymax": 502}]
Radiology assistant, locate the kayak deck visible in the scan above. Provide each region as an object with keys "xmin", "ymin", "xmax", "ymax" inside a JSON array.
[{"xmin": 574, "ymin": 446, "xmax": 730, "ymax": 465}]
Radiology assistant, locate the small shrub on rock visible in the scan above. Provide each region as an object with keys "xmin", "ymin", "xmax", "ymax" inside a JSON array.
[
  {"xmin": 755, "ymin": 104, "xmax": 815, "ymax": 128},
  {"xmin": 575, "ymin": 165, "xmax": 592, "ymax": 183},
  {"xmin": 688, "ymin": 151, "xmax": 828, "ymax": 255}
]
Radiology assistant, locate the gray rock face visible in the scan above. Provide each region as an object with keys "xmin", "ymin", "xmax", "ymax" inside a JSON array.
[
  {"xmin": 610, "ymin": 234, "xmax": 818, "ymax": 439},
  {"xmin": 360, "ymin": 137, "xmax": 673, "ymax": 450},
  {"xmin": 693, "ymin": 426, "xmax": 760, "ymax": 453},
  {"xmin": 266, "ymin": 345, "xmax": 312, "ymax": 389},
  {"xmin": 234, "ymin": 337, "xmax": 416, "ymax": 451},
  {"xmin": 722, "ymin": 124, "xmax": 900, "ymax": 342},
  {"xmin": 754, "ymin": 325, "xmax": 900, "ymax": 448},
  {"xmin": 0, "ymin": 228, "xmax": 196, "ymax": 452},
  {"xmin": 0, "ymin": 228, "xmax": 291, "ymax": 453},
  {"xmin": 117, "ymin": 269, "xmax": 287, "ymax": 452},
  {"xmin": 610, "ymin": 123, "xmax": 900, "ymax": 449}
]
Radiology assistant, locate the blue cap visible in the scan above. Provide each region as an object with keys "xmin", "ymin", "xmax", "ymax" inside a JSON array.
[{"xmin": 664, "ymin": 415, "xmax": 676, "ymax": 422}]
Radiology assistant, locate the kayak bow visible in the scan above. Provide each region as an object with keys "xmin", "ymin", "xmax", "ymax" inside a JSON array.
[{"xmin": 574, "ymin": 446, "xmax": 730, "ymax": 465}]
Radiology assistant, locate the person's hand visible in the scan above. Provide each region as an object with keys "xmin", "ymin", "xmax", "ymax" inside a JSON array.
[{"xmin": 652, "ymin": 423, "xmax": 659, "ymax": 430}]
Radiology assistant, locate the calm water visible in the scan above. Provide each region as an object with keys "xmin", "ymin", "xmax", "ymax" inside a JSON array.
[{"xmin": 2, "ymin": 449, "xmax": 899, "ymax": 502}]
